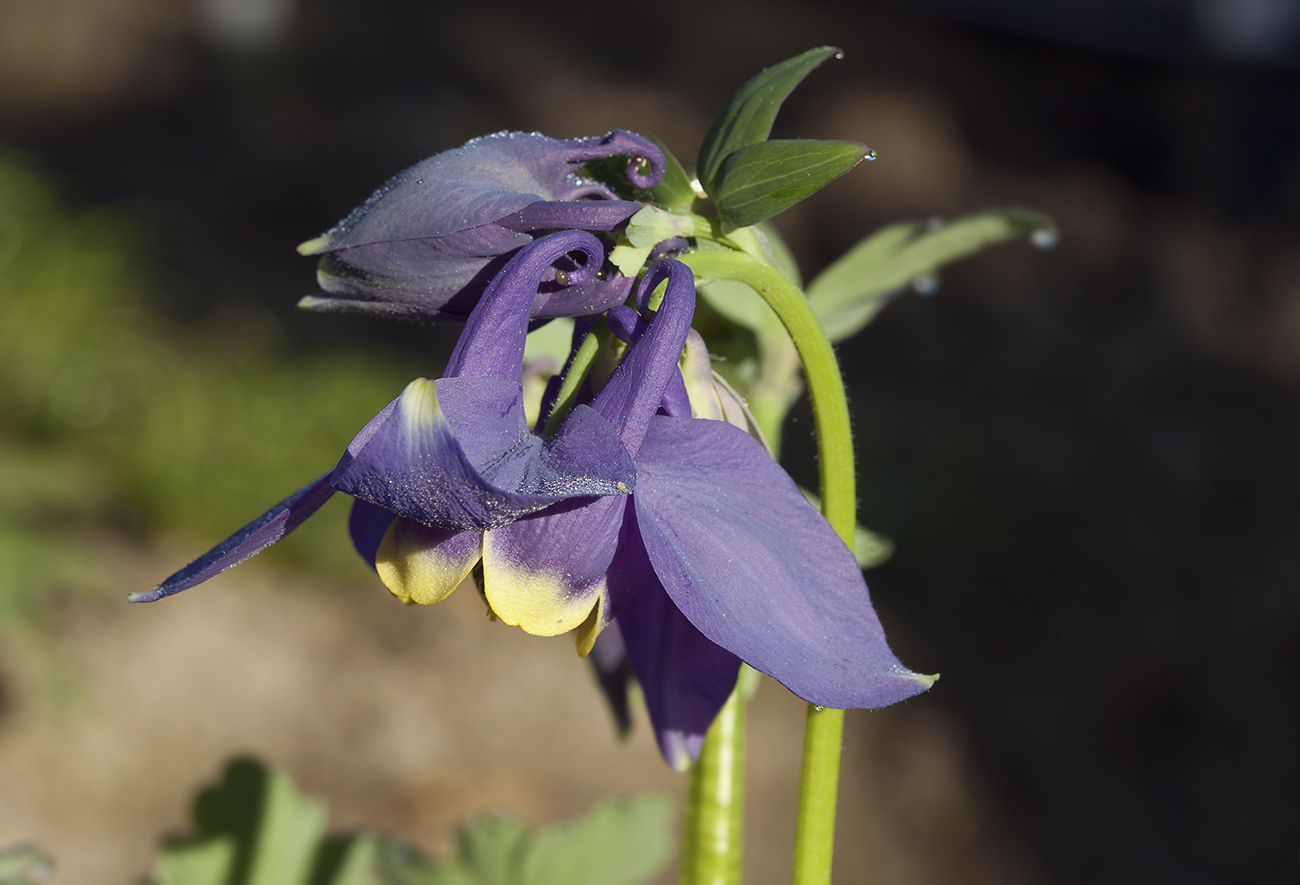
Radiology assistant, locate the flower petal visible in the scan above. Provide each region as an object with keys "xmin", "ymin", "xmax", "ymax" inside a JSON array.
[
  {"xmin": 301, "ymin": 224, "xmax": 530, "ymax": 322},
  {"xmin": 480, "ymin": 495, "xmax": 628, "ymax": 641},
  {"xmin": 632, "ymin": 415, "xmax": 935, "ymax": 709},
  {"xmin": 617, "ymin": 581, "xmax": 742, "ymax": 770},
  {"xmin": 298, "ymin": 131, "xmax": 664, "ymax": 253},
  {"xmin": 480, "ymin": 491, "xmax": 654, "ymax": 653},
  {"xmin": 131, "ymin": 474, "xmax": 336, "ymax": 603},
  {"xmin": 445, "ymin": 231, "xmax": 604, "ymax": 380},
  {"xmin": 375, "ymin": 516, "xmax": 484, "ymax": 605},
  {"xmin": 590, "ymin": 260, "xmax": 697, "ymax": 454},
  {"xmin": 348, "ymin": 498, "xmax": 395, "ymax": 571},
  {"xmin": 587, "ymin": 621, "xmax": 634, "ymax": 736}
]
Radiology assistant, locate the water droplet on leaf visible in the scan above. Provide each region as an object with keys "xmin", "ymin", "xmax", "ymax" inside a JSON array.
[
  {"xmin": 864, "ymin": 148, "xmax": 878, "ymax": 162},
  {"xmin": 912, "ymin": 274, "xmax": 939, "ymax": 296},
  {"xmin": 814, "ymin": 705, "xmax": 825, "ymax": 712},
  {"xmin": 1032, "ymin": 227, "xmax": 1059, "ymax": 250}
]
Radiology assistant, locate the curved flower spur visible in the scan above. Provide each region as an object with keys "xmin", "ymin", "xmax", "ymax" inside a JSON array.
[
  {"xmin": 379, "ymin": 259, "xmax": 935, "ymax": 767},
  {"xmin": 296, "ymin": 130, "xmax": 666, "ymax": 323},
  {"xmin": 134, "ymin": 231, "xmax": 634, "ymax": 604}
]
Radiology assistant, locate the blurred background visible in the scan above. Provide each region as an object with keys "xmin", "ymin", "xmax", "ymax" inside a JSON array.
[{"xmin": 1, "ymin": 0, "xmax": 1298, "ymax": 882}]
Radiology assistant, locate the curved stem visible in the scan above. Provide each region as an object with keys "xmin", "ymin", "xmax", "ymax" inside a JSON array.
[
  {"xmin": 679, "ymin": 251, "xmax": 855, "ymax": 536},
  {"xmin": 681, "ymin": 249, "xmax": 856, "ymax": 885}
]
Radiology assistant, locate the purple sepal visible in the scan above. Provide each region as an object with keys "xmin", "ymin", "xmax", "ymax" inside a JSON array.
[
  {"xmin": 632, "ymin": 415, "xmax": 932, "ymax": 709},
  {"xmin": 333, "ymin": 379, "xmax": 634, "ymax": 531},
  {"xmin": 618, "ymin": 580, "xmax": 742, "ymax": 770},
  {"xmin": 131, "ymin": 473, "xmax": 336, "ymax": 603}
]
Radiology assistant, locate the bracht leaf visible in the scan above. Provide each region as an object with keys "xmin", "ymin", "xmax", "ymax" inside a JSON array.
[
  {"xmin": 696, "ymin": 46, "xmax": 841, "ymax": 196},
  {"xmin": 807, "ymin": 208, "xmax": 1057, "ymax": 342},
  {"xmin": 713, "ymin": 139, "xmax": 866, "ymax": 230}
]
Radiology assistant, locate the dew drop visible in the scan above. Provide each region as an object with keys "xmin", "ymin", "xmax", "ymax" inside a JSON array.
[
  {"xmin": 554, "ymin": 269, "xmax": 570, "ymax": 285},
  {"xmin": 834, "ymin": 51, "xmax": 844, "ymax": 60},
  {"xmin": 1032, "ymin": 227, "xmax": 1059, "ymax": 251},
  {"xmin": 633, "ymin": 156, "xmax": 651, "ymax": 176},
  {"xmin": 415, "ymin": 179, "xmax": 424, "ymax": 185},
  {"xmin": 863, "ymin": 148, "xmax": 878, "ymax": 162},
  {"xmin": 912, "ymin": 273, "xmax": 939, "ymax": 296},
  {"xmin": 814, "ymin": 705, "xmax": 825, "ymax": 712}
]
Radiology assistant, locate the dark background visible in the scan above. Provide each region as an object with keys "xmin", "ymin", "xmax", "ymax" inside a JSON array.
[{"xmin": 2, "ymin": 0, "xmax": 1298, "ymax": 881}]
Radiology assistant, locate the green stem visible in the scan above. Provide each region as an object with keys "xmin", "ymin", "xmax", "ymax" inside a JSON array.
[
  {"xmin": 681, "ymin": 249, "xmax": 856, "ymax": 885},
  {"xmin": 541, "ymin": 319, "xmax": 606, "ymax": 436},
  {"xmin": 678, "ymin": 666, "xmax": 758, "ymax": 885}
]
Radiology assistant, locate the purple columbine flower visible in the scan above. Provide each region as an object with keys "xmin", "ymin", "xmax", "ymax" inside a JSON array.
[
  {"xmin": 134, "ymin": 231, "xmax": 634, "ymax": 604},
  {"xmin": 376, "ymin": 260, "xmax": 935, "ymax": 769},
  {"xmin": 296, "ymin": 130, "xmax": 666, "ymax": 323}
]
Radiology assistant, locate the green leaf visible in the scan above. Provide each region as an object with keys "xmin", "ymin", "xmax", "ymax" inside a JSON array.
[
  {"xmin": 375, "ymin": 795, "xmax": 674, "ymax": 885},
  {"xmin": 643, "ymin": 137, "xmax": 698, "ymax": 212},
  {"xmin": 0, "ymin": 844, "xmax": 55, "ymax": 885},
  {"xmin": 713, "ymin": 139, "xmax": 866, "ymax": 229},
  {"xmin": 807, "ymin": 208, "xmax": 1056, "ymax": 342},
  {"xmin": 457, "ymin": 817, "xmax": 530, "ymax": 885},
  {"xmin": 696, "ymin": 46, "xmax": 841, "ymax": 195},
  {"xmin": 150, "ymin": 758, "xmax": 350, "ymax": 885},
  {"xmin": 519, "ymin": 794, "xmax": 675, "ymax": 885}
]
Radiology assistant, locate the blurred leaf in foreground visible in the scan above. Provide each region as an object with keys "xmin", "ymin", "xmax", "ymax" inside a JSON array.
[{"xmin": 148, "ymin": 758, "xmax": 674, "ymax": 885}]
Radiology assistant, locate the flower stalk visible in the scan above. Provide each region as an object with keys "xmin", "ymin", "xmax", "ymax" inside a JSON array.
[{"xmin": 678, "ymin": 665, "xmax": 758, "ymax": 885}]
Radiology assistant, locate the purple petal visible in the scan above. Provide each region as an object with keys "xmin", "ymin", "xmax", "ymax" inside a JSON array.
[
  {"xmin": 376, "ymin": 517, "xmax": 484, "ymax": 605},
  {"xmin": 632, "ymin": 415, "xmax": 935, "ymax": 709},
  {"xmin": 299, "ymin": 130, "xmax": 664, "ymax": 253},
  {"xmin": 302, "ymin": 224, "xmax": 530, "ymax": 320},
  {"xmin": 480, "ymin": 494, "xmax": 631, "ymax": 645},
  {"xmin": 618, "ymin": 581, "xmax": 742, "ymax": 770},
  {"xmin": 132, "ymin": 474, "xmax": 336, "ymax": 603},
  {"xmin": 348, "ymin": 498, "xmax": 395, "ymax": 571},
  {"xmin": 590, "ymin": 260, "xmax": 697, "ymax": 455},
  {"xmin": 446, "ymin": 231, "xmax": 604, "ymax": 380},
  {"xmin": 497, "ymin": 200, "xmax": 643, "ymax": 233},
  {"xmin": 588, "ymin": 621, "xmax": 634, "ymax": 736}
]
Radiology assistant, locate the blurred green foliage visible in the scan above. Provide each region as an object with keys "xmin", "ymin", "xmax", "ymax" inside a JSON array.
[
  {"xmin": 0, "ymin": 151, "xmax": 424, "ymax": 640},
  {"xmin": 147, "ymin": 757, "xmax": 674, "ymax": 885}
]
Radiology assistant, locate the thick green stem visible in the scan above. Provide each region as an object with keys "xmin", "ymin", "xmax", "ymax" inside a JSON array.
[
  {"xmin": 678, "ymin": 666, "xmax": 758, "ymax": 885},
  {"xmin": 681, "ymin": 249, "xmax": 856, "ymax": 885}
]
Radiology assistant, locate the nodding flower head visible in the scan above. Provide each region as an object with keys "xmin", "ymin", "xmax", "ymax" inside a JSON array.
[
  {"xmin": 372, "ymin": 258, "xmax": 935, "ymax": 769},
  {"xmin": 297, "ymin": 130, "xmax": 667, "ymax": 323}
]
